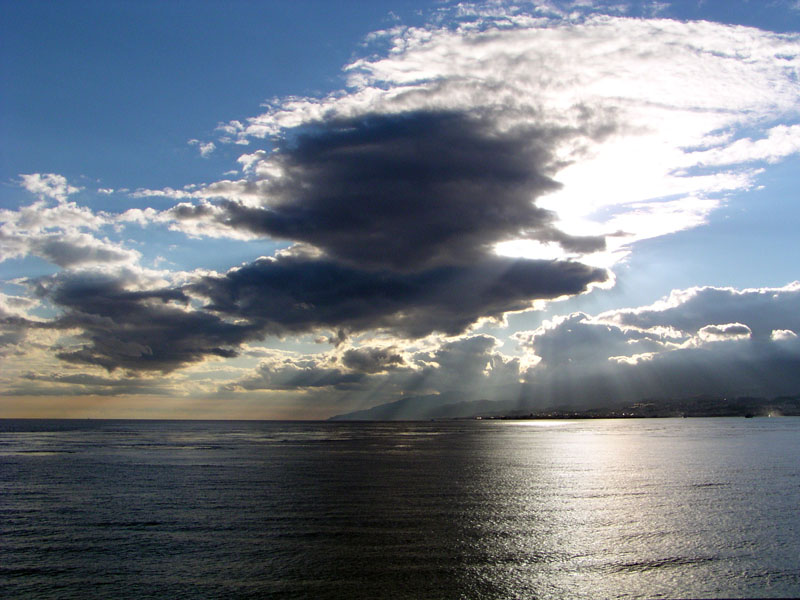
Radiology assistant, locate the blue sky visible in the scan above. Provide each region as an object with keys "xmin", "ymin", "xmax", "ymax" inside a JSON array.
[
  {"xmin": 2, "ymin": 1, "xmax": 799, "ymax": 419},
  {"xmin": 2, "ymin": 1, "xmax": 427, "ymax": 191}
]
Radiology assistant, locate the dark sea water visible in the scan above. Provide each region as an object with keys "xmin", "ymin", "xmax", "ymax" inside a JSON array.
[{"xmin": 1, "ymin": 418, "xmax": 799, "ymax": 599}]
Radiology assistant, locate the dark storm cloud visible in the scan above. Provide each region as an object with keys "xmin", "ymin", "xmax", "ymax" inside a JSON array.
[
  {"xmin": 25, "ymin": 253, "xmax": 603, "ymax": 372},
  {"xmin": 172, "ymin": 111, "xmax": 607, "ymax": 270},
  {"xmin": 191, "ymin": 253, "xmax": 608, "ymax": 338},
  {"xmin": 341, "ymin": 346, "xmax": 406, "ymax": 374},
  {"xmin": 26, "ymin": 248, "xmax": 605, "ymax": 372},
  {"xmin": 32, "ymin": 272, "xmax": 263, "ymax": 373}
]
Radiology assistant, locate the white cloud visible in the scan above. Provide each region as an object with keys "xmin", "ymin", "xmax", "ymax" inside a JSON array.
[
  {"xmin": 19, "ymin": 173, "xmax": 81, "ymax": 202},
  {"xmin": 189, "ymin": 139, "xmax": 216, "ymax": 157},
  {"xmin": 130, "ymin": 187, "xmax": 198, "ymax": 201},
  {"xmin": 1, "ymin": 198, "xmax": 105, "ymax": 238},
  {"xmin": 236, "ymin": 150, "xmax": 269, "ymax": 174},
  {"xmin": 116, "ymin": 207, "xmax": 161, "ymax": 227},
  {"xmin": 2, "ymin": 174, "xmax": 142, "ymax": 268},
  {"xmin": 771, "ymin": 329, "xmax": 798, "ymax": 341},
  {"xmin": 684, "ymin": 125, "xmax": 800, "ymax": 167}
]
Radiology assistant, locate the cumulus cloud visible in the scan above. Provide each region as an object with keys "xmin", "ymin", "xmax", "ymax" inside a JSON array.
[
  {"xmin": 413, "ymin": 334, "xmax": 522, "ymax": 394},
  {"xmin": 19, "ymin": 173, "xmax": 81, "ymax": 202},
  {"xmin": 771, "ymin": 329, "xmax": 798, "ymax": 341},
  {"xmin": 606, "ymin": 282, "xmax": 800, "ymax": 341},
  {"xmin": 2, "ymin": 175, "xmax": 139, "ymax": 268},
  {"xmin": 226, "ymin": 342, "xmax": 411, "ymax": 394},
  {"xmin": 515, "ymin": 282, "xmax": 800, "ymax": 406},
  {"xmin": 227, "ymin": 334, "xmax": 522, "ymax": 409},
  {"xmin": 0, "ymin": 293, "xmax": 38, "ymax": 318},
  {"xmin": 3, "ymin": 187, "xmax": 105, "ymax": 232},
  {"xmin": 5, "ymin": 215, "xmax": 604, "ymax": 374},
  {"xmin": 514, "ymin": 311, "xmax": 678, "ymax": 367},
  {"xmin": 188, "ymin": 139, "xmax": 216, "ymax": 157}
]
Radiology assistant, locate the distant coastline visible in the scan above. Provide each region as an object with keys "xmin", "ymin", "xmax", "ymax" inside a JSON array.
[
  {"xmin": 478, "ymin": 395, "xmax": 800, "ymax": 420},
  {"xmin": 331, "ymin": 394, "xmax": 800, "ymax": 421}
]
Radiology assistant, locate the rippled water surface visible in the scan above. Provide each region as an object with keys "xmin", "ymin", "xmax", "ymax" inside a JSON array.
[{"xmin": 2, "ymin": 418, "xmax": 799, "ymax": 599}]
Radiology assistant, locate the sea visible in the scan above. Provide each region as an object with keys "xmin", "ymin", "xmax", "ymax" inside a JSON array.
[{"xmin": 1, "ymin": 417, "xmax": 799, "ymax": 599}]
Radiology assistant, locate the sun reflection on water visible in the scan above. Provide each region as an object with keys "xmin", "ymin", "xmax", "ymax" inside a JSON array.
[{"xmin": 456, "ymin": 419, "xmax": 794, "ymax": 599}]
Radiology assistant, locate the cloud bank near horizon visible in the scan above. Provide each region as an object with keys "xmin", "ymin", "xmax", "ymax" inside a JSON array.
[
  {"xmin": 231, "ymin": 282, "xmax": 800, "ymax": 412},
  {"xmin": 6, "ymin": 281, "xmax": 798, "ymax": 411}
]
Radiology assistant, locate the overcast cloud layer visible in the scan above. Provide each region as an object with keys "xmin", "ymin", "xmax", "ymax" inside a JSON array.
[{"xmin": 2, "ymin": 1, "xmax": 799, "ymax": 417}]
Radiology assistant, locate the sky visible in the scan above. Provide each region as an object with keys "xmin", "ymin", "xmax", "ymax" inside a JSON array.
[{"xmin": 1, "ymin": 0, "xmax": 799, "ymax": 419}]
